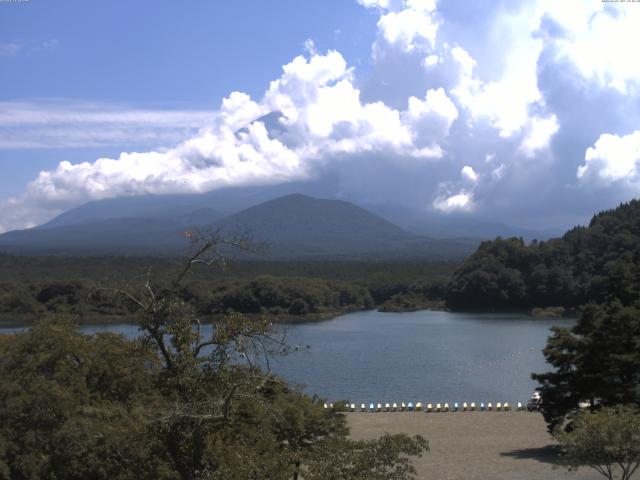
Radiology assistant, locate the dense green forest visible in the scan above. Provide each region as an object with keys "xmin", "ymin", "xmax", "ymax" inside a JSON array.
[
  {"xmin": 446, "ymin": 199, "xmax": 640, "ymax": 312},
  {"xmin": 0, "ymin": 255, "xmax": 454, "ymax": 325}
]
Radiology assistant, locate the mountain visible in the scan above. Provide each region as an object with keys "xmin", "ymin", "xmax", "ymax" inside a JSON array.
[
  {"xmin": 38, "ymin": 180, "xmax": 331, "ymax": 230},
  {"xmin": 0, "ymin": 193, "xmax": 478, "ymax": 259},
  {"xmin": 213, "ymin": 194, "xmax": 436, "ymax": 258}
]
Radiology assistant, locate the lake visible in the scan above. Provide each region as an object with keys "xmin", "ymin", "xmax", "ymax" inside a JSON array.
[{"xmin": 0, "ymin": 310, "xmax": 571, "ymax": 405}]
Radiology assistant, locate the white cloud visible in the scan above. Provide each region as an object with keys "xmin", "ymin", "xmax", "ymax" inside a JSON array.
[
  {"xmin": 433, "ymin": 191, "xmax": 474, "ymax": 213},
  {"xmin": 461, "ymin": 165, "xmax": 478, "ymax": 183},
  {"xmin": 519, "ymin": 115, "xmax": 559, "ymax": 157},
  {"xmin": 377, "ymin": 2, "xmax": 439, "ymax": 53},
  {"xmin": 356, "ymin": 0, "xmax": 401, "ymax": 10},
  {"xmin": 536, "ymin": 0, "xmax": 640, "ymax": 94},
  {"xmin": 577, "ymin": 131, "xmax": 640, "ymax": 185},
  {"xmin": 449, "ymin": 10, "xmax": 544, "ymax": 138},
  {"xmin": 0, "ymin": 48, "xmax": 461, "ymax": 232},
  {"xmin": 404, "ymin": 87, "xmax": 458, "ymax": 145}
]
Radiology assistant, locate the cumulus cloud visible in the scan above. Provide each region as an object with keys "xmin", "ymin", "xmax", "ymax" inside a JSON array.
[
  {"xmin": 578, "ymin": 131, "xmax": 640, "ymax": 185},
  {"xmin": 536, "ymin": 1, "xmax": 640, "ymax": 94},
  {"xmin": 0, "ymin": 47, "xmax": 459, "ymax": 231},
  {"xmin": 433, "ymin": 191, "xmax": 474, "ymax": 213},
  {"xmin": 376, "ymin": 0, "xmax": 439, "ymax": 53},
  {"xmin": 519, "ymin": 115, "xmax": 559, "ymax": 158},
  {"xmin": 2, "ymin": 0, "xmax": 640, "ymax": 233}
]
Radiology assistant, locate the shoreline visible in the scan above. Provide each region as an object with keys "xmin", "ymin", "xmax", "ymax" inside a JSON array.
[{"xmin": 0, "ymin": 305, "xmax": 574, "ymax": 330}]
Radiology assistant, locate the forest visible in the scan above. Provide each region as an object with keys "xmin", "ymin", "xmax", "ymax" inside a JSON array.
[
  {"xmin": 0, "ymin": 255, "xmax": 454, "ymax": 325},
  {"xmin": 446, "ymin": 199, "xmax": 640, "ymax": 312}
]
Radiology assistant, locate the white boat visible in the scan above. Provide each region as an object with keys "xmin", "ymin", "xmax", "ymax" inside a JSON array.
[{"xmin": 526, "ymin": 391, "xmax": 542, "ymax": 411}]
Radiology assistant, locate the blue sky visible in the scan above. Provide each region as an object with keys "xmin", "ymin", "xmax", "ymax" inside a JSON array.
[
  {"xmin": 1, "ymin": 0, "xmax": 375, "ymax": 103},
  {"xmin": 1, "ymin": 0, "xmax": 640, "ymax": 233}
]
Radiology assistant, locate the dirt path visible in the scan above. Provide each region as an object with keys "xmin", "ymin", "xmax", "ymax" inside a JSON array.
[{"xmin": 347, "ymin": 411, "xmax": 606, "ymax": 479}]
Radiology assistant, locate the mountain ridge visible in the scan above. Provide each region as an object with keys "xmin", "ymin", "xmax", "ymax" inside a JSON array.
[{"xmin": 0, "ymin": 193, "xmax": 478, "ymax": 259}]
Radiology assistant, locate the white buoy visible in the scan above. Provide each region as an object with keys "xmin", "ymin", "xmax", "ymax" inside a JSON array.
[
  {"xmin": 436, "ymin": 403, "xmax": 442, "ymax": 412},
  {"xmin": 427, "ymin": 403, "xmax": 433, "ymax": 412}
]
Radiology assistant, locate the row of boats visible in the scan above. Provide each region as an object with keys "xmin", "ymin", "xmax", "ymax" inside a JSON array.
[
  {"xmin": 324, "ymin": 401, "xmax": 523, "ymax": 412},
  {"xmin": 322, "ymin": 391, "xmax": 545, "ymax": 413}
]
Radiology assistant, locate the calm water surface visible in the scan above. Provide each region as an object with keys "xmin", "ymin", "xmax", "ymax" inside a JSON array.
[
  {"xmin": 1, "ymin": 310, "xmax": 571, "ymax": 405},
  {"xmin": 271, "ymin": 310, "xmax": 571, "ymax": 404}
]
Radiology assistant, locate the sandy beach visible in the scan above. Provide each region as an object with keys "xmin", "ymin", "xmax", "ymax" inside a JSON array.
[{"xmin": 348, "ymin": 411, "xmax": 605, "ymax": 479}]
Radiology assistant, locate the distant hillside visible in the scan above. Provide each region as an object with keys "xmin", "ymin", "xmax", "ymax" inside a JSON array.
[
  {"xmin": 0, "ymin": 193, "xmax": 478, "ymax": 259},
  {"xmin": 214, "ymin": 194, "xmax": 417, "ymax": 257},
  {"xmin": 37, "ymin": 180, "xmax": 326, "ymax": 230},
  {"xmin": 446, "ymin": 199, "xmax": 640, "ymax": 311},
  {"xmin": 0, "ymin": 218, "xmax": 189, "ymax": 255}
]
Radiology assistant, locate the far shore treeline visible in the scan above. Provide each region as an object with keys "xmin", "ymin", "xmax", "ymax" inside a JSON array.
[
  {"xmin": 0, "ymin": 257, "xmax": 453, "ymax": 325},
  {"xmin": 1, "ymin": 199, "xmax": 639, "ymax": 325}
]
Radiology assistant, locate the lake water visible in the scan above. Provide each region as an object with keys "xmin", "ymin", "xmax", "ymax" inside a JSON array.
[{"xmin": 1, "ymin": 310, "xmax": 571, "ymax": 405}]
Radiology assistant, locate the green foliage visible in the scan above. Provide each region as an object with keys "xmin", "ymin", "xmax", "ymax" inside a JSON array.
[
  {"xmin": 303, "ymin": 433, "xmax": 428, "ymax": 480},
  {"xmin": 0, "ymin": 240, "xmax": 429, "ymax": 479},
  {"xmin": 0, "ymin": 317, "xmax": 160, "ymax": 480},
  {"xmin": 532, "ymin": 302, "xmax": 640, "ymax": 431},
  {"xmin": 214, "ymin": 275, "xmax": 374, "ymax": 317},
  {"xmin": 447, "ymin": 199, "xmax": 640, "ymax": 311},
  {"xmin": 554, "ymin": 405, "xmax": 640, "ymax": 480},
  {"xmin": 0, "ymin": 255, "xmax": 456, "ymax": 324}
]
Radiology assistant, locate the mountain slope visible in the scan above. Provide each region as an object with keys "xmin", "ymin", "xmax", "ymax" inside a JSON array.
[
  {"xmin": 0, "ymin": 217, "xmax": 190, "ymax": 255},
  {"xmin": 0, "ymin": 193, "xmax": 478, "ymax": 258},
  {"xmin": 213, "ymin": 194, "xmax": 421, "ymax": 257}
]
